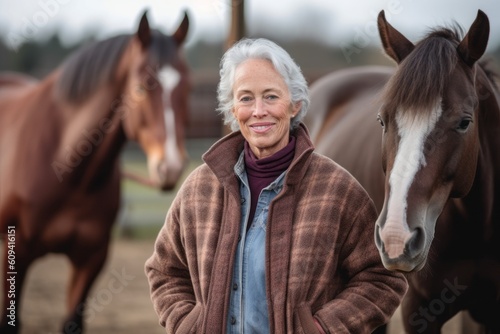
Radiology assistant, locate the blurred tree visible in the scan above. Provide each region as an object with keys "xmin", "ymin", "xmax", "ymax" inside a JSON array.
[
  {"xmin": 16, "ymin": 42, "xmax": 39, "ymax": 74},
  {"xmin": 0, "ymin": 32, "xmax": 80, "ymax": 78}
]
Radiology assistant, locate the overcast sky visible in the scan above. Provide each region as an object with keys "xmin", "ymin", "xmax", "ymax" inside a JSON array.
[{"xmin": 1, "ymin": 0, "xmax": 499, "ymax": 50}]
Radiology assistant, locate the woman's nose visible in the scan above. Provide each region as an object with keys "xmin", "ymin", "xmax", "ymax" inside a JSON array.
[{"xmin": 252, "ymin": 98, "xmax": 267, "ymax": 117}]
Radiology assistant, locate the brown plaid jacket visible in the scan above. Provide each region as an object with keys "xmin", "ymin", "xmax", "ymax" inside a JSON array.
[{"xmin": 145, "ymin": 124, "xmax": 407, "ymax": 334}]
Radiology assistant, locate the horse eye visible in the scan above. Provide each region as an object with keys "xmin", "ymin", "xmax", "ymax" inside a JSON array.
[
  {"xmin": 377, "ymin": 114, "xmax": 385, "ymax": 127},
  {"xmin": 145, "ymin": 77, "xmax": 157, "ymax": 89},
  {"xmin": 457, "ymin": 118, "xmax": 472, "ymax": 132}
]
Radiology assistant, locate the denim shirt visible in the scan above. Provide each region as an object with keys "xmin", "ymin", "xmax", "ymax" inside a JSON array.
[{"xmin": 226, "ymin": 151, "xmax": 286, "ymax": 334}]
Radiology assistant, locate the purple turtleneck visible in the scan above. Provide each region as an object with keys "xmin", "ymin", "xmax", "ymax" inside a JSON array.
[{"xmin": 244, "ymin": 136, "xmax": 296, "ymax": 227}]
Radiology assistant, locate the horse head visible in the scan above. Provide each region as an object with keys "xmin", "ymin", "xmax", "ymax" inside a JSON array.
[
  {"xmin": 118, "ymin": 11, "xmax": 190, "ymax": 190},
  {"xmin": 374, "ymin": 10, "xmax": 490, "ymax": 271}
]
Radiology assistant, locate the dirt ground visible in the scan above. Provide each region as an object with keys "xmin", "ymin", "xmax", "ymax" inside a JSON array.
[{"xmin": 4, "ymin": 238, "xmax": 474, "ymax": 334}]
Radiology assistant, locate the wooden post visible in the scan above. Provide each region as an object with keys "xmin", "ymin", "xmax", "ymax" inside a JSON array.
[
  {"xmin": 221, "ymin": 0, "xmax": 246, "ymax": 136},
  {"xmin": 225, "ymin": 0, "xmax": 246, "ymax": 50}
]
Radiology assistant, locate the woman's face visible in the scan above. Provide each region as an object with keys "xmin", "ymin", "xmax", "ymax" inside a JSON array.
[{"xmin": 232, "ymin": 58, "xmax": 300, "ymax": 159}]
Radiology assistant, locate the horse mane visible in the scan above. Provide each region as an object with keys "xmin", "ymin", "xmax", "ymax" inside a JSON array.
[
  {"xmin": 56, "ymin": 35, "xmax": 130, "ymax": 104},
  {"xmin": 149, "ymin": 30, "xmax": 178, "ymax": 67},
  {"xmin": 479, "ymin": 58, "xmax": 500, "ymax": 91},
  {"xmin": 56, "ymin": 30, "xmax": 178, "ymax": 104},
  {"xmin": 383, "ymin": 26, "xmax": 464, "ymax": 115}
]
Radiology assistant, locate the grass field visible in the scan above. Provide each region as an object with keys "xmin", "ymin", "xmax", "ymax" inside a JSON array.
[{"xmin": 117, "ymin": 138, "xmax": 218, "ymax": 239}]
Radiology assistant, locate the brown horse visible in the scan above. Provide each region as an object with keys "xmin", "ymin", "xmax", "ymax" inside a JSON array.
[
  {"xmin": 0, "ymin": 73, "xmax": 38, "ymax": 88},
  {"xmin": 305, "ymin": 10, "xmax": 500, "ymax": 333},
  {"xmin": 0, "ymin": 10, "xmax": 190, "ymax": 333}
]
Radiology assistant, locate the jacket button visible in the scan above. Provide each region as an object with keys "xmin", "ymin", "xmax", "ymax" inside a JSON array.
[
  {"xmin": 241, "ymin": 198, "xmax": 246, "ymax": 204},
  {"xmin": 233, "ymin": 283, "xmax": 238, "ymax": 290},
  {"xmin": 231, "ymin": 316, "xmax": 236, "ymax": 325},
  {"xmin": 237, "ymin": 235, "xmax": 241, "ymax": 242}
]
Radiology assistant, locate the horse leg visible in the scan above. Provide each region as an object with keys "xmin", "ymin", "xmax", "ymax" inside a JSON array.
[
  {"xmin": 0, "ymin": 232, "xmax": 36, "ymax": 334},
  {"xmin": 400, "ymin": 285, "xmax": 453, "ymax": 334},
  {"xmin": 62, "ymin": 242, "xmax": 109, "ymax": 334}
]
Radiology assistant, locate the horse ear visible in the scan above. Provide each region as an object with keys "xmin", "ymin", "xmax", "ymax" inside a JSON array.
[
  {"xmin": 457, "ymin": 10, "xmax": 489, "ymax": 67},
  {"xmin": 173, "ymin": 11, "xmax": 189, "ymax": 46},
  {"xmin": 137, "ymin": 10, "xmax": 152, "ymax": 49},
  {"xmin": 377, "ymin": 10, "xmax": 414, "ymax": 63}
]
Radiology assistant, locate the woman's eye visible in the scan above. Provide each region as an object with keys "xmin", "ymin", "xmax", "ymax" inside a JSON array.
[
  {"xmin": 240, "ymin": 96, "xmax": 251, "ymax": 102},
  {"xmin": 136, "ymin": 85, "xmax": 146, "ymax": 94},
  {"xmin": 266, "ymin": 95, "xmax": 278, "ymax": 100}
]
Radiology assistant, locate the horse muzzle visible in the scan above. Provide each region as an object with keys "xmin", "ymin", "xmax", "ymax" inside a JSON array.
[
  {"xmin": 147, "ymin": 152, "xmax": 187, "ymax": 191},
  {"xmin": 375, "ymin": 218, "xmax": 430, "ymax": 272},
  {"xmin": 156, "ymin": 159, "xmax": 186, "ymax": 191}
]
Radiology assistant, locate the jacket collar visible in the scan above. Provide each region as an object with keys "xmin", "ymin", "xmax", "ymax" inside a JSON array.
[{"xmin": 202, "ymin": 123, "xmax": 315, "ymax": 188}]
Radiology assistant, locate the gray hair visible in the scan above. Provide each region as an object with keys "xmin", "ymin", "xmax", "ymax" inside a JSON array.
[{"xmin": 217, "ymin": 38, "xmax": 310, "ymax": 131}]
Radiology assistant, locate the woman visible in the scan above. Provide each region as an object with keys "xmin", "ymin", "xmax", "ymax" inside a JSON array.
[{"xmin": 145, "ymin": 38, "xmax": 407, "ymax": 333}]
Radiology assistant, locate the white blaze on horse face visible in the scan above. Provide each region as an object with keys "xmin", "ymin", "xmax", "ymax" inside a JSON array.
[
  {"xmin": 156, "ymin": 66, "xmax": 184, "ymax": 184},
  {"xmin": 381, "ymin": 102, "xmax": 443, "ymax": 259},
  {"xmin": 159, "ymin": 65, "xmax": 181, "ymax": 92}
]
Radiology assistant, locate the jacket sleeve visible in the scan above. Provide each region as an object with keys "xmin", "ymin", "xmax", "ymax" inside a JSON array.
[
  {"xmin": 144, "ymin": 195, "xmax": 196, "ymax": 333},
  {"xmin": 315, "ymin": 197, "xmax": 408, "ymax": 333}
]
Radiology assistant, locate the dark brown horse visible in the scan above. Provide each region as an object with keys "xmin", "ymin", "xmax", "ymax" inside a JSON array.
[
  {"xmin": 305, "ymin": 10, "xmax": 500, "ymax": 333},
  {"xmin": 0, "ymin": 11, "xmax": 190, "ymax": 333}
]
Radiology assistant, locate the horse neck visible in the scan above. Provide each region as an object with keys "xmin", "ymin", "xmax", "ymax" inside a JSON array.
[
  {"xmin": 461, "ymin": 68, "xmax": 500, "ymax": 224},
  {"xmin": 55, "ymin": 70, "xmax": 130, "ymax": 189}
]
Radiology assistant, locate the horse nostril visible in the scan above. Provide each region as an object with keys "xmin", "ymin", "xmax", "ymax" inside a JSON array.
[
  {"xmin": 375, "ymin": 224, "xmax": 383, "ymax": 250},
  {"xmin": 158, "ymin": 160, "xmax": 169, "ymax": 177},
  {"xmin": 156, "ymin": 160, "xmax": 182, "ymax": 191},
  {"xmin": 406, "ymin": 227, "xmax": 426, "ymax": 257},
  {"xmin": 160, "ymin": 182, "xmax": 175, "ymax": 191}
]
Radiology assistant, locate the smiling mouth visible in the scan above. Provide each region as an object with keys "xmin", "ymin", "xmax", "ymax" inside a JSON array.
[{"xmin": 250, "ymin": 123, "xmax": 273, "ymax": 132}]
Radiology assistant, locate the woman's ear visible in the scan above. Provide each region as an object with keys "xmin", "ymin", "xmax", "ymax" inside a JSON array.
[{"xmin": 292, "ymin": 101, "xmax": 302, "ymax": 116}]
